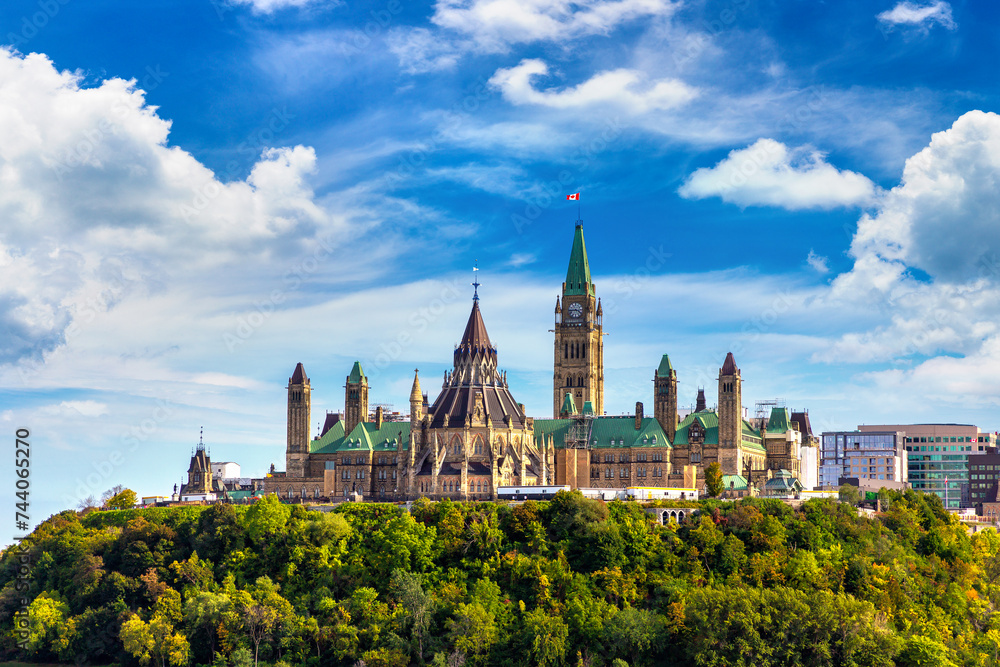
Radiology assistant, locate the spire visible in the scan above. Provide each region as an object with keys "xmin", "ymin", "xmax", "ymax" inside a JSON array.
[
  {"xmin": 459, "ymin": 301, "xmax": 493, "ymax": 351},
  {"xmin": 597, "ymin": 298, "xmax": 603, "ymax": 316},
  {"xmin": 564, "ymin": 224, "xmax": 594, "ymax": 296},
  {"xmin": 410, "ymin": 369, "xmax": 422, "ymax": 403},
  {"xmin": 656, "ymin": 354, "xmax": 674, "ymax": 377},
  {"xmin": 721, "ymin": 352, "xmax": 739, "ymax": 375},
  {"xmin": 197, "ymin": 427, "xmax": 205, "ymax": 452},
  {"xmin": 696, "ymin": 388, "xmax": 707, "ymax": 412},
  {"xmin": 348, "ymin": 361, "xmax": 366, "ymax": 383},
  {"xmin": 555, "ymin": 296, "xmax": 561, "ymax": 313},
  {"xmin": 290, "ymin": 362, "xmax": 307, "ymax": 384}
]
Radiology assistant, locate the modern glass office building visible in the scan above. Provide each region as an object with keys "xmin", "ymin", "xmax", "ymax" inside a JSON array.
[
  {"xmin": 858, "ymin": 424, "xmax": 997, "ymax": 510},
  {"xmin": 819, "ymin": 430, "xmax": 907, "ymax": 490}
]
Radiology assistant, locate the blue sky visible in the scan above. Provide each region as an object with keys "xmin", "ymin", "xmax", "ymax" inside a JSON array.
[{"xmin": 2, "ymin": 0, "xmax": 999, "ymax": 537}]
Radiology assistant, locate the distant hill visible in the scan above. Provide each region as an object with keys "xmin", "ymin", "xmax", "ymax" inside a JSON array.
[{"xmin": 0, "ymin": 490, "xmax": 994, "ymax": 667}]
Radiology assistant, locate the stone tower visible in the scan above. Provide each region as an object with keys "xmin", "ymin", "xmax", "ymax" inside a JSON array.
[
  {"xmin": 553, "ymin": 224, "xmax": 604, "ymax": 417},
  {"xmin": 286, "ymin": 362, "xmax": 310, "ymax": 478},
  {"xmin": 653, "ymin": 354, "xmax": 678, "ymax": 442},
  {"xmin": 717, "ymin": 352, "xmax": 742, "ymax": 473},
  {"xmin": 344, "ymin": 361, "xmax": 368, "ymax": 434}
]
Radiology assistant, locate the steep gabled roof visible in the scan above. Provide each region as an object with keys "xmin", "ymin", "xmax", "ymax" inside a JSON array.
[
  {"xmin": 533, "ymin": 416, "xmax": 672, "ymax": 449},
  {"xmin": 564, "ymin": 224, "xmax": 595, "ymax": 296},
  {"xmin": 721, "ymin": 352, "xmax": 739, "ymax": 375},
  {"xmin": 767, "ymin": 407, "xmax": 791, "ymax": 433},
  {"xmin": 348, "ymin": 361, "xmax": 365, "ymax": 383},
  {"xmin": 657, "ymin": 354, "xmax": 674, "ymax": 377},
  {"xmin": 311, "ymin": 419, "xmax": 411, "ymax": 455}
]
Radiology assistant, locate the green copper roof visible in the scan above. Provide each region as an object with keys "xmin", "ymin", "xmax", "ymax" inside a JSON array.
[
  {"xmin": 672, "ymin": 410, "xmax": 765, "ymax": 452},
  {"xmin": 656, "ymin": 354, "xmax": 674, "ymax": 377},
  {"xmin": 766, "ymin": 407, "xmax": 791, "ymax": 433},
  {"xmin": 561, "ymin": 392, "xmax": 578, "ymax": 416},
  {"xmin": 310, "ymin": 420, "xmax": 410, "ymax": 455},
  {"xmin": 582, "ymin": 400, "xmax": 595, "ymax": 415},
  {"xmin": 721, "ymin": 474, "xmax": 748, "ymax": 491},
  {"xmin": 534, "ymin": 416, "xmax": 672, "ymax": 449},
  {"xmin": 564, "ymin": 225, "xmax": 595, "ymax": 296},
  {"xmin": 348, "ymin": 361, "xmax": 365, "ymax": 383}
]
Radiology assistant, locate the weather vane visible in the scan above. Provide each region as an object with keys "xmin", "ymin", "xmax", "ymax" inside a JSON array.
[{"xmin": 472, "ymin": 260, "xmax": 480, "ymax": 302}]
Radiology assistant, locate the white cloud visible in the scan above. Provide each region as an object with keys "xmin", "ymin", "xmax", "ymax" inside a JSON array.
[
  {"xmin": 228, "ymin": 0, "xmax": 338, "ymax": 14},
  {"xmin": 432, "ymin": 0, "xmax": 677, "ymax": 53},
  {"xmin": 387, "ymin": 28, "xmax": 462, "ymax": 74},
  {"xmin": 678, "ymin": 139, "xmax": 878, "ymax": 210},
  {"xmin": 848, "ymin": 110, "xmax": 1000, "ymax": 283},
  {"xmin": 807, "ymin": 251, "xmax": 829, "ymax": 274},
  {"xmin": 489, "ymin": 59, "xmax": 697, "ymax": 112},
  {"xmin": 0, "ymin": 48, "xmax": 346, "ymax": 367},
  {"xmin": 877, "ymin": 1, "xmax": 956, "ymax": 31}
]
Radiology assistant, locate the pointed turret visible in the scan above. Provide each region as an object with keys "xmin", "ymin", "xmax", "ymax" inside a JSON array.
[
  {"xmin": 696, "ymin": 388, "xmax": 707, "ymax": 412},
  {"xmin": 555, "ymin": 296, "xmax": 561, "ymax": 314},
  {"xmin": 348, "ymin": 361, "xmax": 366, "ymax": 383},
  {"xmin": 560, "ymin": 392, "xmax": 577, "ymax": 418},
  {"xmin": 410, "ymin": 369, "xmax": 423, "ymax": 422},
  {"xmin": 656, "ymin": 354, "xmax": 674, "ymax": 377},
  {"xmin": 564, "ymin": 224, "xmax": 594, "ymax": 296},
  {"xmin": 291, "ymin": 362, "xmax": 307, "ymax": 384},
  {"xmin": 721, "ymin": 352, "xmax": 739, "ymax": 375}
]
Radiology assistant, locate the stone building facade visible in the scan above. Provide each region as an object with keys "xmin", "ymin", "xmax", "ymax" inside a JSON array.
[{"xmin": 263, "ymin": 223, "xmax": 810, "ymax": 501}]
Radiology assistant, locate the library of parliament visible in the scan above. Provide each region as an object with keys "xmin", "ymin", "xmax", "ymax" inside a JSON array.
[{"xmin": 262, "ymin": 225, "xmax": 814, "ymax": 501}]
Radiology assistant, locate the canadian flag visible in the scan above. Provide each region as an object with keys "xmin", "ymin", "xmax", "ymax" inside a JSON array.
[{"xmin": 566, "ymin": 193, "xmax": 580, "ymax": 201}]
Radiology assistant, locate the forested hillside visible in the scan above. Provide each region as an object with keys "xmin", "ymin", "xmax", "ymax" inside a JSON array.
[{"xmin": 1, "ymin": 490, "xmax": 998, "ymax": 667}]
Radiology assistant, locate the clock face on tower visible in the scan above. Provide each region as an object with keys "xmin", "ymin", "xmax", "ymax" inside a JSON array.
[{"xmin": 568, "ymin": 302, "xmax": 583, "ymax": 319}]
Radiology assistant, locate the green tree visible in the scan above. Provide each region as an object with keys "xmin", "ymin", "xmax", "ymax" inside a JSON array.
[
  {"xmin": 523, "ymin": 606, "xmax": 569, "ymax": 667},
  {"xmin": 245, "ymin": 495, "xmax": 292, "ymax": 542},
  {"xmin": 106, "ymin": 488, "xmax": 138, "ymax": 510},
  {"xmin": 390, "ymin": 569, "xmax": 435, "ymax": 661},
  {"xmin": 705, "ymin": 462, "xmax": 724, "ymax": 498},
  {"xmin": 120, "ymin": 612, "xmax": 191, "ymax": 667},
  {"xmin": 839, "ymin": 484, "xmax": 861, "ymax": 505}
]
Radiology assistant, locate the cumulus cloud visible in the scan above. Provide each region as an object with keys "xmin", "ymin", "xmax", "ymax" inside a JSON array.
[
  {"xmin": 0, "ymin": 48, "xmax": 337, "ymax": 366},
  {"xmin": 489, "ymin": 59, "xmax": 697, "ymax": 112},
  {"xmin": 815, "ymin": 111, "xmax": 1000, "ymax": 372},
  {"xmin": 848, "ymin": 111, "xmax": 1000, "ymax": 283},
  {"xmin": 877, "ymin": 1, "xmax": 956, "ymax": 31},
  {"xmin": 678, "ymin": 139, "xmax": 878, "ymax": 210},
  {"xmin": 431, "ymin": 0, "xmax": 676, "ymax": 53}
]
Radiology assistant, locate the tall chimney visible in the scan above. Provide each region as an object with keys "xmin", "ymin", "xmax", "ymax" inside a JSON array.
[{"xmin": 635, "ymin": 401, "xmax": 644, "ymax": 430}]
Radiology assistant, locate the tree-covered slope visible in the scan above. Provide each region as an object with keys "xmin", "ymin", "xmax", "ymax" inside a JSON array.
[{"xmin": 1, "ymin": 490, "xmax": 998, "ymax": 667}]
